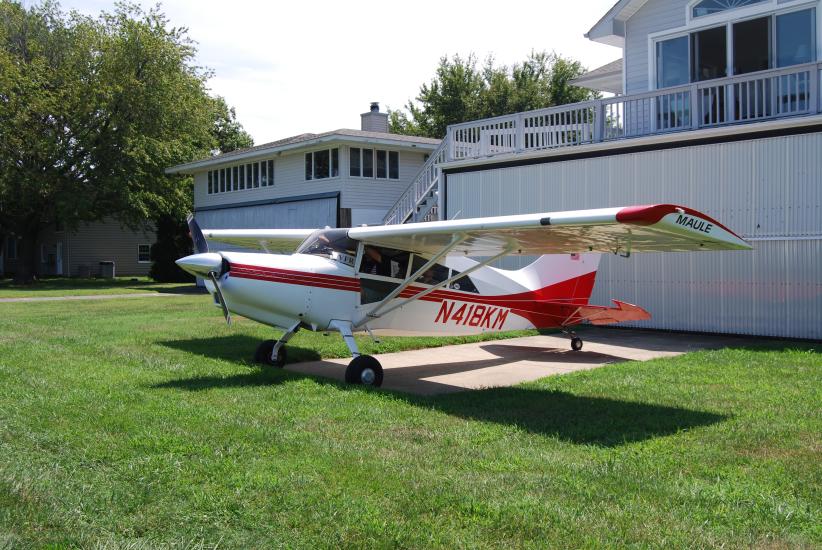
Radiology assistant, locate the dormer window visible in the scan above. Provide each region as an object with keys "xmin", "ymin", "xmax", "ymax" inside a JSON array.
[{"xmin": 692, "ymin": 0, "xmax": 768, "ymax": 19}]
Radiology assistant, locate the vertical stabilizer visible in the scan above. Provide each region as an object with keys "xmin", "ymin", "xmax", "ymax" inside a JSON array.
[{"xmin": 516, "ymin": 253, "xmax": 601, "ymax": 305}]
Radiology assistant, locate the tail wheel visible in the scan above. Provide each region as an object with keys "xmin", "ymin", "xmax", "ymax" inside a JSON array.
[
  {"xmin": 345, "ymin": 355, "xmax": 384, "ymax": 387},
  {"xmin": 571, "ymin": 337, "xmax": 583, "ymax": 351},
  {"xmin": 254, "ymin": 340, "xmax": 286, "ymax": 368}
]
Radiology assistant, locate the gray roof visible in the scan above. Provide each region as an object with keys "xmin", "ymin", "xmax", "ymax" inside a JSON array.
[
  {"xmin": 570, "ymin": 59, "xmax": 623, "ymax": 94},
  {"xmin": 167, "ymin": 129, "xmax": 441, "ymax": 174}
]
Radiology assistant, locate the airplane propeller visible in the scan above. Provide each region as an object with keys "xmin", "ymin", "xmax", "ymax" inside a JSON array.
[
  {"xmin": 208, "ymin": 270, "xmax": 232, "ymax": 326},
  {"xmin": 179, "ymin": 215, "xmax": 232, "ymax": 326}
]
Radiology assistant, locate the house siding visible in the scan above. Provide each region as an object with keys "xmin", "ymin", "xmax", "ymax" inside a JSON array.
[
  {"xmin": 625, "ymin": 0, "xmax": 689, "ymax": 94},
  {"xmin": 2, "ymin": 219, "xmax": 156, "ymax": 278},
  {"xmin": 192, "ymin": 143, "xmax": 430, "ymax": 226},
  {"xmin": 444, "ymin": 131, "xmax": 822, "ymax": 340},
  {"xmin": 67, "ymin": 219, "xmax": 156, "ymax": 277}
]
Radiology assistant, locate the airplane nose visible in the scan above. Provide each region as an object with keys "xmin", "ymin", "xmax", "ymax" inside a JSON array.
[{"xmin": 175, "ymin": 252, "xmax": 225, "ymax": 278}]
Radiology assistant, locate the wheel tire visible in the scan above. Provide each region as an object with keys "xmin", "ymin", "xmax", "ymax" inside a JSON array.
[
  {"xmin": 345, "ymin": 355, "xmax": 384, "ymax": 387},
  {"xmin": 571, "ymin": 337, "xmax": 583, "ymax": 351},
  {"xmin": 254, "ymin": 340, "xmax": 286, "ymax": 368}
]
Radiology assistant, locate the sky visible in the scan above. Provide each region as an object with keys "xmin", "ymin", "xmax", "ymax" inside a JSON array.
[{"xmin": 46, "ymin": 0, "xmax": 621, "ymax": 144}]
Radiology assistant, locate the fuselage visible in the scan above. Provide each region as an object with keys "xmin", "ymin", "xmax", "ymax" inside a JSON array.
[{"xmin": 203, "ymin": 251, "xmax": 601, "ymax": 336}]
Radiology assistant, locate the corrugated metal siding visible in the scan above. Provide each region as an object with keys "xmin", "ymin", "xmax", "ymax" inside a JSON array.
[
  {"xmin": 68, "ymin": 219, "xmax": 156, "ymax": 277},
  {"xmin": 625, "ymin": 0, "xmax": 689, "ymax": 94},
  {"xmin": 445, "ymin": 131, "xmax": 822, "ymax": 339},
  {"xmin": 192, "ymin": 145, "xmax": 429, "ymax": 216}
]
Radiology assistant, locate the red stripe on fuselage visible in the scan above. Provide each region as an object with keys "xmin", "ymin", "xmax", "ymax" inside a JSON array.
[{"xmin": 227, "ymin": 262, "xmax": 598, "ymax": 329}]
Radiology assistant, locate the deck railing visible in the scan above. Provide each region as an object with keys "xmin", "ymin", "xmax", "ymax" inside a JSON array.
[{"xmin": 447, "ymin": 62, "xmax": 822, "ymax": 161}]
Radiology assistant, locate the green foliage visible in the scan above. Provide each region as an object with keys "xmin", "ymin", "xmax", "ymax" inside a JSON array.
[
  {"xmin": 149, "ymin": 215, "xmax": 194, "ymax": 283},
  {"xmin": 211, "ymin": 95, "xmax": 254, "ymax": 154},
  {"xmin": 390, "ymin": 51, "xmax": 600, "ymax": 138},
  {"xmin": 0, "ymin": 1, "xmax": 251, "ymax": 282}
]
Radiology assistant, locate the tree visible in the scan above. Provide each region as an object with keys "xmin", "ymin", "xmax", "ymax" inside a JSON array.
[
  {"xmin": 211, "ymin": 96, "xmax": 254, "ymax": 154},
  {"xmin": 390, "ymin": 51, "xmax": 599, "ymax": 139},
  {"xmin": 0, "ymin": 1, "xmax": 250, "ymax": 283}
]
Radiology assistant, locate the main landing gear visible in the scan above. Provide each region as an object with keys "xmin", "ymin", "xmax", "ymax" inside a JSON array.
[
  {"xmin": 330, "ymin": 320, "xmax": 384, "ymax": 388},
  {"xmin": 255, "ymin": 320, "xmax": 384, "ymax": 387}
]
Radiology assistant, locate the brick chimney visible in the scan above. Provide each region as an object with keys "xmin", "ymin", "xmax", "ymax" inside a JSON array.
[{"xmin": 360, "ymin": 102, "xmax": 389, "ymax": 133}]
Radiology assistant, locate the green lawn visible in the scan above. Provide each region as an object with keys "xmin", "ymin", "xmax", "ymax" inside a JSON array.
[
  {"xmin": 0, "ymin": 295, "xmax": 819, "ymax": 548},
  {"xmin": 0, "ymin": 276, "xmax": 194, "ymax": 298}
]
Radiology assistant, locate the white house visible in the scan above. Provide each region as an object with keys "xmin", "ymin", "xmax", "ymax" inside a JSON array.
[
  {"xmin": 385, "ymin": 0, "xmax": 822, "ymax": 339},
  {"xmin": 166, "ymin": 103, "xmax": 441, "ymax": 231}
]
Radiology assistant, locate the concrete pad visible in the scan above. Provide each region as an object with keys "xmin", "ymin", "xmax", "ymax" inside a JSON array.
[{"xmin": 287, "ymin": 328, "xmax": 751, "ymax": 395}]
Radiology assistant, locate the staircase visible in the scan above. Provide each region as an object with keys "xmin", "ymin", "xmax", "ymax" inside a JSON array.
[{"xmin": 382, "ymin": 139, "xmax": 447, "ymax": 225}]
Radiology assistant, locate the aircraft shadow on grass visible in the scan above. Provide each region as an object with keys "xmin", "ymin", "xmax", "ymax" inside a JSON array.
[{"xmin": 156, "ymin": 335, "xmax": 727, "ymax": 447}]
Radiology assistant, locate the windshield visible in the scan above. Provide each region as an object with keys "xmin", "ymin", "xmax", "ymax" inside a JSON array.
[{"xmin": 296, "ymin": 229, "xmax": 358, "ymax": 262}]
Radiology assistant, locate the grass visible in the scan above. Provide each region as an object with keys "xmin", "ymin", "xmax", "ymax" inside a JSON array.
[
  {"xmin": 0, "ymin": 276, "xmax": 194, "ymax": 298},
  {"xmin": 0, "ymin": 294, "xmax": 819, "ymax": 548}
]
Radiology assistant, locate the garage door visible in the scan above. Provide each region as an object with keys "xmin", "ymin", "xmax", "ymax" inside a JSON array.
[
  {"xmin": 196, "ymin": 194, "xmax": 338, "ymax": 231},
  {"xmin": 195, "ymin": 193, "xmax": 338, "ymax": 253}
]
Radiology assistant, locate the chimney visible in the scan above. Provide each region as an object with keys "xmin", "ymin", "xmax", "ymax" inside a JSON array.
[{"xmin": 361, "ymin": 101, "xmax": 389, "ymax": 133}]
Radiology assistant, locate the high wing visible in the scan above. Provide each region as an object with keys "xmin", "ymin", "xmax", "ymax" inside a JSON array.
[
  {"xmin": 202, "ymin": 228, "xmax": 315, "ymax": 253},
  {"xmin": 347, "ymin": 204, "xmax": 751, "ymax": 256}
]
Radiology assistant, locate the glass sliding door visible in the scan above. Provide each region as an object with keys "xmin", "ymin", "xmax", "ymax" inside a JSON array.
[
  {"xmin": 691, "ymin": 26, "xmax": 727, "ymax": 82},
  {"xmin": 733, "ymin": 17, "xmax": 771, "ymax": 75}
]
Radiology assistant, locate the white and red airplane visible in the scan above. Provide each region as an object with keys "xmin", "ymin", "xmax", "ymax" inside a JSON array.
[{"xmin": 176, "ymin": 204, "xmax": 751, "ymax": 387}]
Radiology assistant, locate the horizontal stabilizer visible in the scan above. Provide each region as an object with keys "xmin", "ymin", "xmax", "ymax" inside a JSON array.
[{"xmin": 574, "ymin": 300, "xmax": 651, "ymax": 326}]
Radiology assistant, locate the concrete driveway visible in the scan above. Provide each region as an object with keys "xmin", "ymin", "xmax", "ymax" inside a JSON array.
[{"xmin": 287, "ymin": 328, "xmax": 752, "ymax": 395}]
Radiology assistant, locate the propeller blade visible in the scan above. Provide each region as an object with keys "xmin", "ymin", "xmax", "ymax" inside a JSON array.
[
  {"xmin": 187, "ymin": 214, "xmax": 209, "ymax": 254},
  {"xmin": 208, "ymin": 271, "xmax": 232, "ymax": 326}
]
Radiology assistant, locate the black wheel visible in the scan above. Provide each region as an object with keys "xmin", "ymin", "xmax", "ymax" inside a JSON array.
[
  {"xmin": 254, "ymin": 340, "xmax": 286, "ymax": 367},
  {"xmin": 571, "ymin": 337, "xmax": 583, "ymax": 351},
  {"xmin": 345, "ymin": 355, "xmax": 383, "ymax": 387}
]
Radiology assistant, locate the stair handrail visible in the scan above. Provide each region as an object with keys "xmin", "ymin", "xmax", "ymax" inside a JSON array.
[{"xmin": 383, "ymin": 137, "xmax": 448, "ymax": 225}]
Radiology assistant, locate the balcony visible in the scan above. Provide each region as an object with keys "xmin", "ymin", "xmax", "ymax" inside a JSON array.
[
  {"xmin": 383, "ymin": 62, "xmax": 822, "ymax": 225},
  {"xmin": 447, "ymin": 62, "xmax": 822, "ymax": 161}
]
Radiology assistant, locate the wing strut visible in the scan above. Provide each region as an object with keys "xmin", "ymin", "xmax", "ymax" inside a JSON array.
[
  {"xmin": 363, "ymin": 234, "xmax": 466, "ymax": 320},
  {"xmin": 354, "ymin": 242, "xmax": 515, "ymax": 328}
]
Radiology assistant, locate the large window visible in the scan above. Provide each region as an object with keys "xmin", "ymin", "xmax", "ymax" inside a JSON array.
[
  {"xmin": 776, "ymin": 8, "xmax": 816, "ymax": 67},
  {"xmin": 305, "ymin": 148, "xmax": 339, "ymax": 180},
  {"xmin": 207, "ymin": 160, "xmax": 274, "ymax": 194},
  {"xmin": 349, "ymin": 147, "xmax": 400, "ymax": 180},
  {"xmin": 657, "ymin": 35, "xmax": 690, "ymax": 88},
  {"xmin": 655, "ymin": 7, "xmax": 816, "ymax": 89}
]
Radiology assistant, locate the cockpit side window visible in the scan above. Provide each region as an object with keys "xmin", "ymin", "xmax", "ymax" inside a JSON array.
[
  {"xmin": 410, "ymin": 255, "xmax": 449, "ymax": 286},
  {"xmin": 449, "ymin": 269, "xmax": 479, "ymax": 293},
  {"xmin": 359, "ymin": 246, "xmax": 410, "ymax": 279},
  {"xmin": 296, "ymin": 229, "xmax": 358, "ymax": 264}
]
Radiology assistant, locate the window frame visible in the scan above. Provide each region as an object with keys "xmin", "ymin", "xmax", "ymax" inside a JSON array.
[
  {"xmin": 137, "ymin": 244, "xmax": 151, "ymax": 264},
  {"xmin": 650, "ymin": 0, "xmax": 817, "ymax": 90},
  {"xmin": 348, "ymin": 147, "xmax": 401, "ymax": 180},
  {"xmin": 304, "ymin": 148, "xmax": 340, "ymax": 181}
]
